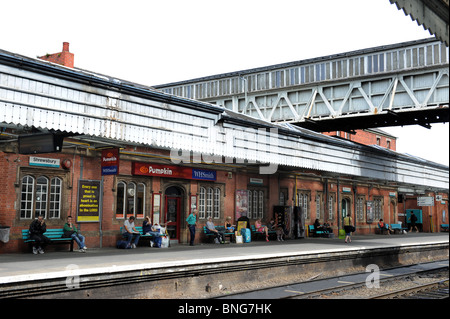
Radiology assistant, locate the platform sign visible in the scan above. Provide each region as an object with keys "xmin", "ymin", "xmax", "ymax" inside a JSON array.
[
  {"xmin": 77, "ymin": 180, "xmax": 101, "ymax": 222},
  {"xmin": 417, "ymin": 196, "xmax": 434, "ymax": 206}
]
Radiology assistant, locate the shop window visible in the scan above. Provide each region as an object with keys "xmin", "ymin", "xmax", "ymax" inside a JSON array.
[
  {"xmin": 20, "ymin": 175, "xmax": 62, "ymax": 219},
  {"xmin": 116, "ymin": 181, "xmax": 145, "ymax": 219}
]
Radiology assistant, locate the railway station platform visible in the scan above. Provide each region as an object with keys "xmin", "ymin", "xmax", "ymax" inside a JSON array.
[{"xmin": 0, "ymin": 233, "xmax": 448, "ymax": 299}]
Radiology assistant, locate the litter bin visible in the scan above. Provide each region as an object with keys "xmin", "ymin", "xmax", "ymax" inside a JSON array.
[
  {"xmin": 0, "ymin": 226, "xmax": 10, "ymax": 243},
  {"xmin": 338, "ymin": 229, "xmax": 346, "ymax": 239}
]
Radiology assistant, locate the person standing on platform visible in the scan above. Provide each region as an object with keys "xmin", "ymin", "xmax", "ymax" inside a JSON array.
[
  {"xmin": 409, "ymin": 212, "xmax": 419, "ymax": 233},
  {"xmin": 186, "ymin": 209, "xmax": 197, "ymax": 246},
  {"xmin": 29, "ymin": 214, "xmax": 51, "ymax": 254},
  {"xmin": 343, "ymin": 213, "xmax": 353, "ymax": 243}
]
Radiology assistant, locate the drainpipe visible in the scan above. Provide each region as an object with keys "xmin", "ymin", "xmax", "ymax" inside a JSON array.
[
  {"xmin": 324, "ymin": 178, "xmax": 328, "ymax": 222},
  {"xmin": 336, "ymin": 178, "xmax": 342, "ymax": 230},
  {"xmin": 353, "ymin": 184, "xmax": 357, "ymax": 234}
]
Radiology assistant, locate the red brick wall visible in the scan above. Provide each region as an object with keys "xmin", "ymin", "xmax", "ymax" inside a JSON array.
[{"xmin": 323, "ymin": 130, "xmax": 396, "ymax": 151}]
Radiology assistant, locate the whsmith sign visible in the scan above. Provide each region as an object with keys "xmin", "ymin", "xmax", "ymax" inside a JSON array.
[{"xmin": 132, "ymin": 162, "xmax": 216, "ymax": 181}]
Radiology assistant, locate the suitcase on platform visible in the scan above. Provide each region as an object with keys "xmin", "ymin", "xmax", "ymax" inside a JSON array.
[{"xmin": 241, "ymin": 228, "xmax": 251, "ymax": 243}]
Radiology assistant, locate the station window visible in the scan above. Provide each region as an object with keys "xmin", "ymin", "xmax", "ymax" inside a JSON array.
[
  {"xmin": 116, "ymin": 181, "xmax": 146, "ymax": 219},
  {"xmin": 20, "ymin": 175, "xmax": 62, "ymax": 220},
  {"xmin": 373, "ymin": 197, "xmax": 383, "ymax": 221},
  {"xmin": 356, "ymin": 195, "xmax": 365, "ymax": 221},
  {"xmin": 297, "ymin": 191, "xmax": 310, "ymax": 221},
  {"xmin": 328, "ymin": 193, "xmax": 336, "ymax": 220},
  {"xmin": 248, "ymin": 189, "xmax": 265, "ymax": 220},
  {"xmin": 316, "ymin": 192, "xmax": 324, "ymax": 220},
  {"xmin": 198, "ymin": 185, "xmax": 223, "ymax": 219},
  {"xmin": 279, "ymin": 188, "xmax": 288, "ymax": 206}
]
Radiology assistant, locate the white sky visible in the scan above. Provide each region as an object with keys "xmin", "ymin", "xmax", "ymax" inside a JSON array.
[{"xmin": 1, "ymin": 0, "xmax": 448, "ymax": 166}]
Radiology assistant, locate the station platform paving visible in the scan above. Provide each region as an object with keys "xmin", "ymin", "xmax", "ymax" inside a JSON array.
[{"xmin": 0, "ymin": 232, "xmax": 448, "ymax": 286}]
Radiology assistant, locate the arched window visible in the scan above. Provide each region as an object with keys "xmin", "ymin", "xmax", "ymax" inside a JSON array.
[{"xmin": 19, "ymin": 174, "xmax": 63, "ymax": 219}]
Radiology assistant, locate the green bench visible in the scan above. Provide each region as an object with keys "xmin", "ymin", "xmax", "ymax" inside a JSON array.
[
  {"xmin": 441, "ymin": 224, "xmax": 449, "ymax": 232},
  {"xmin": 390, "ymin": 223, "xmax": 408, "ymax": 234},
  {"xmin": 308, "ymin": 225, "xmax": 326, "ymax": 237},
  {"xmin": 22, "ymin": 228, "xmax": 74, "ymax": 252},
  {"xmin": 203, "ymin": 226, "xmax": 234, "ymax": 242},
  {"xmin": 250, "ymin": 225, "xmax": 277, "ymax": 240}
]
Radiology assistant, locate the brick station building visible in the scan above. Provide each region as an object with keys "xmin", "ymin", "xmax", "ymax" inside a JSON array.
[{"xmin": 0, "ymin": 44, "xmax": 448, "ymax": 253}]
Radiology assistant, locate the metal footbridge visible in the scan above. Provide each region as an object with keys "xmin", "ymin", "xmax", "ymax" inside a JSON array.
[{"xmin": 154, "ymin": 38, "xmax": 449, "ymax": 133}]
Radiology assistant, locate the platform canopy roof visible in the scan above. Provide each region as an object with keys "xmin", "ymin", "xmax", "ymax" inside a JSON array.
[{"xmin": 0, "ymin": 47, "xmax": 448, "ymax": 192}]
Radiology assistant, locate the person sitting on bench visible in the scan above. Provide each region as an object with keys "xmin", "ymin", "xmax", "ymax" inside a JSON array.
[
  {"xmin": 206, "ymin": 217, "xmax": 225, "ymax": 243},
  {"xmin": 29, "ymin": 214, "xmax": 51, "ymax": 254},
  {"xmin": 378, "ymin": 219, "xmax": 391, "ymax": 235},
  {"xmin": 122, "ymin": 216, "xmax": 140, "ymax": 249}
]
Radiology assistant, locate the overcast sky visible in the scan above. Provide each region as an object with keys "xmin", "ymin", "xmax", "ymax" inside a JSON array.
[{"xmin": 1, "ymin": 0, "xmax": 448, "ymax": 165}]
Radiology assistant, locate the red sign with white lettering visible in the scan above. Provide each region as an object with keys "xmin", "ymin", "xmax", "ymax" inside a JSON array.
[
  {"xmin": 101, "ymin": 148, "xmax": 119, "ymax": 175},
  {"xmin": 132, "ymin": 162, "xmax": 191, "ymax": 179},
  {"xmin": 132, "ymin": 162, "xmax": 216, "ymax": 181}
]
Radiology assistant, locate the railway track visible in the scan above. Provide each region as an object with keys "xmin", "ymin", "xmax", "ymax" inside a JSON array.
[
  {"xmin": 216, "ymin": 261, "xmax": 449, "ymax": 299},
  {"xmin": 370, "ymin": 279, "xmax": 449, "ymax": 299}
]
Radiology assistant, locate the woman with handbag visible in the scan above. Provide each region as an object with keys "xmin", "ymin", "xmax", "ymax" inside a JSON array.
[{"xmin": 343, "ymin": 213, "xmax": 354, "ymax": 243}]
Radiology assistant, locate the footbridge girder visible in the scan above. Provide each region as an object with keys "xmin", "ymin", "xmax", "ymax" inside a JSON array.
[{"xmin": 154, "ymin": 39, "xmax": 449, "ymax": 132}]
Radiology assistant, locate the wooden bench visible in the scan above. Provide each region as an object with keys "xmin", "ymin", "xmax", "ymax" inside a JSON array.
[
  {"xmin": 390, "ymin": 223, "xmax": 408, "ymax": 234},
  {"xmin": 308, "ymin": 225, "xmax": 326, "ymax": 237},
  {"xmin": 22, "ymin": 229, "xmax": 74, "ymax": 252},
  {"xmin": 250, "ymin": 225, "xmax": 277, "ymax": 240},
  {"xmin": 203, "ymin": 226, "xmax": 234, "ymax": 242},
  {"xmin": 441, "ymin": 224, "xmax": 449, "ymax": 232}
]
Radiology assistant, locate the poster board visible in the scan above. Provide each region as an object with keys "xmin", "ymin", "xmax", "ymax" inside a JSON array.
[
  {"xmin": 77, "ymin": 180, "xmax": 101, "ymax": 222},
  {"xmin": 236, "ymin": 190, "xmax": 248, "ymax": 220}
]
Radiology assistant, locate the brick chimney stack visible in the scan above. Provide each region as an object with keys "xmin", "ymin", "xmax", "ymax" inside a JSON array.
[{"xmin": 38, "ymin": 42, "xmax": 74, "ymax": 68}]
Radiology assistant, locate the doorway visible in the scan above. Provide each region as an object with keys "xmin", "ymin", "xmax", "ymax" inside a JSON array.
[
  {"xmin": 342, "ymin": 198, "xmax": 351, "ymax": 220},
  {"xmin": 164, "ymin": 186, "xmax": 184, "ymax": 241}
]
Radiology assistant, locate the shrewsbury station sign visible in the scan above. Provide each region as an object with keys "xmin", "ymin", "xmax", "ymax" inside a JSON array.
[{"xmin": 132, "ymin": 162, "xmax": 216, "ymax": 181}]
